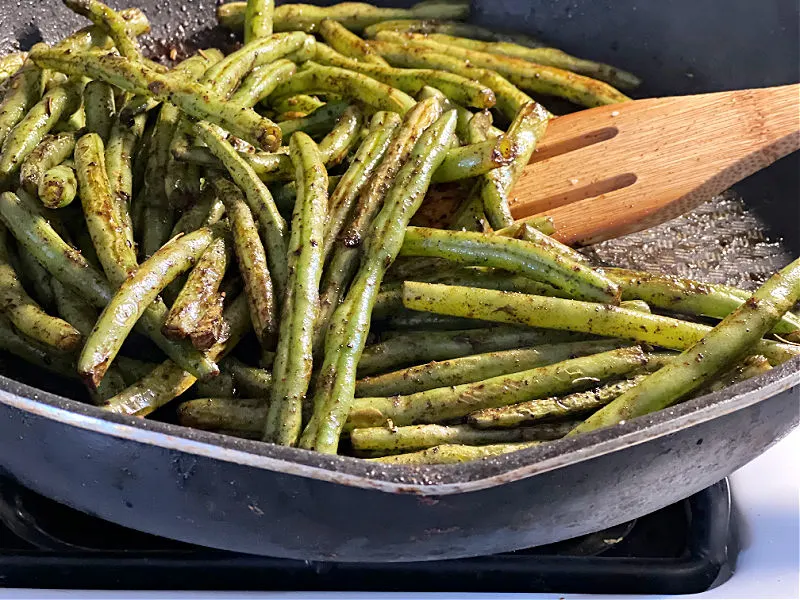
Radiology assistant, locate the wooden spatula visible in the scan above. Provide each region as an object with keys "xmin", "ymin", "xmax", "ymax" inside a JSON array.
[{"xmin": 509, "ymin": 84, "xmax": 800, "ymax": 246}]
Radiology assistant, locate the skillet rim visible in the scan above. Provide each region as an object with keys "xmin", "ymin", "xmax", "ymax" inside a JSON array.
[{"xmin": 0, "ymin": 354, "xmax": 797, "ymax": 495}]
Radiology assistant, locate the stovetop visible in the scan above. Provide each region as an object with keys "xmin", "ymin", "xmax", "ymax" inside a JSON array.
[{"xmin": 0, "ymin": 474, "xmax": 734, "ymax": 595}]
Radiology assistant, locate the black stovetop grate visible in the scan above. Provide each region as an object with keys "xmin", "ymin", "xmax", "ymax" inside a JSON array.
[{"xmin": 0, "ymin": 477, "xmax": 733, "ymax": 594}]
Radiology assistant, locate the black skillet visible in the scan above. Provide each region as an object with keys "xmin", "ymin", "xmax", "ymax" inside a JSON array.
[{"xmin": 0, "ymin": 0, "xmax": 796, "ymax": 562}]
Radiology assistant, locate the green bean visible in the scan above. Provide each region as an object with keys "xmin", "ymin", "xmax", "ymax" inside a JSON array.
[
  {"xmin": 212, "ymin": 176, "xmax": 276, "ymax": 348},
  {"xmin": 368, "ymin": 441, "xmax": 539, "ymax": 464},
  {"xmin": 223, "ymin": 357, "xmax": 273, "ymax": 396},
  {"xmin": 270, "ymin": 94, "xmax": 326, "ymax": 116},
  {"xmin": 432, "ymin": 138, "xmax": 512, "ymax": 183},
  {"xmin": 349, "ymin": 346, "xmax": 650, "ymax": 427},
  {"xmin": 271, "ymin": 62, "xmax": 416, "ymax": 114},
  {"xmin": 0, "ymin": 225, "xmax": 81, "ymax": 351},
  {"xmin": 19, "ymin": 132, "xmax": 75, "ymax": 196},
  {"xmin": 571, "ymin": 257, "xmax": 800, "ymax": 435},
  {"xmin": 376, "ymin": 32, "xmax": 631, "ymax": 107},
  {"xmin": 0, "ymin": 82, "xmax": 82, "ymax": 180},
  {"xmin": 698, "ymin": 355, "xmax": 772, "ymax": 395},
  {"xmin": 64, "ymin": 0, "xmax": 141, "ymax": 60},
  {"xmin": 495, "ymin": 214, "xmax": 557, "ymax": 238},
  {"xmin": 38, "ymin": 165, "xmax": 78, "ymax": 209},
  {"xmin": 355, "ymin": 339, "xmax": 631, "ymax": 397},
  {"xmin": 0, "ymin": 61, "xmax": 43, "ymax": 150},
  {"xmin": 169, "ymin": 186, "xmax": 226, "ymax": 238},
  {"xmin": 16, "ymin": 242, "xmax": 55, "ymax": 308},
  {"xmin": 82, "ymin": 80, "xmax": 115, "ymax": 141},
  {"xmin": 400, "ymin": 227, "xmax": 619, "ymax": 303},
  {"xmin": 317, "ymin": 104, "xmax": 364, "ymax": 167},
  {"xmin": 244, "ymin": 0, "xmax": 275, "ymax": 43},
  {"xmin": 52, "ymin": 278, "xmax": 97, "ymax": 337},
  {"xmin": 363, "ymin": 19, "xmax": 545, "ymax": 47},
  {"xmin": 176, "ymin": 145, "xmax": 293, "ymax": 183},
  {"xmin": 195, "ymin": 123, "xmax": 288, "ymax": 297},
  {"xmin": 602, "ymin": 267, "xmax": 800, "ymax": 337},
  {"xmin": 230, "ymin": 60, "xmax": 296, "ymax": 108},
  {"xmin": 424, "ymin": 33, "xmax": 641, "ymax": 90},
  {"xmin": 163, "ymin": 236, "xmax": 230, "ymax": 346},
  {"xmin": 29, "ymin": 47, "xmax": 283, "ymax": 151},
  {"xmin": 104, "ymin": 293, "xmax": 250, "ymax": 417},
  {"xmin": 402, "ymin": 282, "xmax": 800, "ymax": 365},
  {"xmin": 264, "ymin": 132, "xmax": 327, "ymax": 446},
  {"xmin": 105, "ymin": 112, "xmax": 146, "ymax": 248},
  {"xmin": 218, "ymin": 1, "xmax": 471, "ymax": 33},
  {"xmin": 0, "ymin": 313, "xmax": 78, "ymax": 379},
  {"xmin": 0, "ymin": 53, "xmax": 27, "ymax": 86},
  {"xmin": 351, "ymin": 421, "xmax": 574, "ymax": 453},
  {"xmin": 315, "ymin": 98, "xmax": 444, "ymax": 354},
  {"xmin": 367, "ymin": 38, "xmax": 532, "ymax": 119},
  {"xmin": 178, "ymin": 397, "xmax": 268, "ymax": 433},
  {"xmin": 203, "ymin": 32, "xmax": 312, "ymax": 98},
  {"xmin": 319, "ymin": 19, "xmax": 389, "ymax": 66},
  {"xmin": 469, "ymin": 375, "xmax": 651, "ymax": 429},
  {"xmin": 323, "ymin": 110, "xmax": 401, "ymax": 261},
  {"xmin": 302, "ymin": 109, "xmax": 457, "ymax": 454},
  {"xmin": 359, "ymin": 325, "xmax": 584, "ymax": 376},
  {"xmin": 477, "ymin": 102, "xmax": 550, "ymax": 228},
  {"xmin": 313, "ymin": 42, "xmax": 496, "ymax": 110},
  {"xmin": 78, "ymin": 226, "xmax": 220, "ymax": 389},
  {"xmin": 118, "ymin": 94, "xmax": 160, "ymax": 124},
  {"xmin": 0, "ymin": 191, "xmax": 111, "ymax": 307}
]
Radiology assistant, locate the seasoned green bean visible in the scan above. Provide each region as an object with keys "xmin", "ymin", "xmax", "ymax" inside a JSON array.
[
  {"xmin": 355, "ymin": 339, "xmax": 630, "ymax": 397},
  {"xmin": 349, "ymin": 346, "xmax": 650, "ymax": 427},
  {"xmin": 476, "ymin": 102, "xmax": 550, "ymax": 228},
  {"xmin": 0, "ymin": 82, "xmax": 82, "ymax": 179},
  {"xmin": 698, "ymin": 355, "xmax": 772, "ymax": 395},
  {"xmin": 82, "ymin": 80, "xmax": 115, "ymax": 141},
  {"xmin": 195, "ymin": 122, "xmax": 288, "ymax": 297},
  {"xmin": 163, "ymin": 236, "xmax": 230, "ymax": 346},
  {"xmin": 271, "ymin": 62, "xmax": 417, "ymax": 114},
  {"xmin": 29, "ymin": 47, "xmax": 283, "ymax": 151},
  {"xmin": 424, "ymin": 33, "xmax": 641, "ymax": 90},
  {"xmin": 302, "ymin": 109, "xmax": 458, "ymax": 454},
  {"xmin": 0, "ymin": 225, "xmax": 81, "ymax": 351},
  {"xmin": 0, "ymin": 52, "xmax": 26, "ymax": 86},
  {"xmin": 0, "ymin": 62, "xmax": 43, "ymax": 150},
  {"xmin": 363, "ymin": 19, "xmax": 545, "ymax": 47},
  {"xmin": 315, "ymin": 98, "xmax": 444, "ymax": 354},
  {"xmin": 368, "ymin": 441, "xmax": 539, "ymax": 464},
  {"xmin": 323, "ymin": 110, "xmax": 401, "ymax": 261},
  {"xmin": 224, "ymin": 357, "xmax": 274, "ymax": 396},
  {"xmin": 0, "ymin": 313, "xmax": 78, "ymax": 379},
  {"xmin": 317, "ymin": 104, "xmax": 364, "ymax": 166},
  {"xmin": 104, "ymin": 293, "xmax": 250, "ymax": 417},
  {"xmin": 217, "ymin": 1, "xmax": 470, "ymax": 33},
  {"xmin": 178, "ymin": 397, "xmax": 268, "ymax": 433},
  {"xmin": 264, "ymin": 132, "xmax": 327, "ymax": 446},
  {"xmin": 78, "ymin": 226, "xmax": 220, "ymax": 389},
  {"xmin": 19, "ymin": 132, "xmax": 76, "ymax": 196},
  {"xmin": 203, "ymin": 32, "xmax": 312, "ymax": 98},
  {"xmin": 319, "ymin": 19, "xmax": 389, "ymax": 65},
  {"xmin": 244, "ymin": 0, "xmax": 275, "ymax": 43},
  {"xmin": 52, "ymin": 278, "xmax": 97, "ymax": 337},
  {"xmin": 400, "ymin": 227, "xmax": 619, "ymax": 303},
  {"xmin": 376, "ymin": 32, "xmax": 631, "ymax": 107},
  {"xmin": 402, "ymin": 282, "xmax": 800, "ymax": 365},
  {"xmin": 38, "ymin": 165, "xmax": 77, "ymax": 209},
  {"xmin": 367, "ymin": 38, "xmax": 532, "ymax": 119},
  {"xmin": 603, "ymin": 267, "xmax": 800, "ymax": 337},
  {"xmin": 64, "ymin": 0, "xmax": 141, "ymax": 60},
  {"xmin": 276, "ymin": 101, "xmax": 349, "ymax": 139},
  {"xmin": 105, "ymin": 112, "xmax": 146, "ymax": 248},
  {"xmin": 230, "ymin": 60, "xmax": 296, "ymax": 107},
  {"xmin": 270, "ymin": 94, "xmax": 326, "ymax": 116},
  {"xmin": 432, "ymin": 138, "xmax": 512, "ymax": 183},
  {"xmin": 212, "ymin": 176, "xmax": 276, "ymax": 348},
  {"xmin": 469, "ymin": 375, "xmax": 651, "ymax": 428},
  {"xmin": 351, "ymin": 422, "xmax": 574, "ymax": 452},
  {"xmin": 313, "ymin": 42, "xmax": 496, "ymax": 110},
  {"xmin": 17, "ymin": 242, "xmax": 55, "ymax": 308},
  {"xmin": 571, "ymin": 257, "xmax": 800, "ymax": 435}
]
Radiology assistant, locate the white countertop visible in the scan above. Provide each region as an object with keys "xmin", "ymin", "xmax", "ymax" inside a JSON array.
[{"xmin": 2, "ymin": 428, "xmax": 798, "ymax": 600}]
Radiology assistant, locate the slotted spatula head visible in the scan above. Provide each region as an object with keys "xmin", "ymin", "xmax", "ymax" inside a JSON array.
[{"xmin": 509, "ymin": 84, "xmax": 800, "ymax": 246}]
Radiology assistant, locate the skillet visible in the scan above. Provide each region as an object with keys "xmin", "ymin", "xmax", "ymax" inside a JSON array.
[{"xmin": 0, "ymin": 0, "xmax": 797, "ymax": 562}]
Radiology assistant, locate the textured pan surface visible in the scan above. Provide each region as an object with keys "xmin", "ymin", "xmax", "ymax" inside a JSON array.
[{"xmin": 0, "ymin": 0, "xmax": 797, "ymax": 489}]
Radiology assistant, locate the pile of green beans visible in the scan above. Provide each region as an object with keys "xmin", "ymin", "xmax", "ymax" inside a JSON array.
[{"xmin": 0, "ymin": 0, "xmax": 795, "ymax": 466}]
